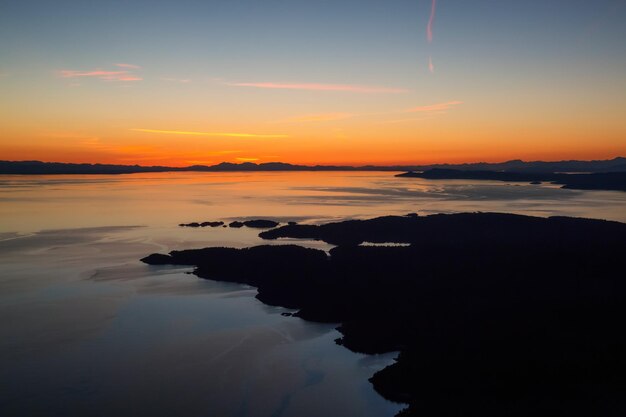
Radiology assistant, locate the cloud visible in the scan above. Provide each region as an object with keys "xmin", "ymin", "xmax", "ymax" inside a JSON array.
[
  {"xmin": 406, "ymin": 101, "xmax": 463, "ymax": 113},
  {"xmin": 61, "ymin": 70, "xmax": 125, "ymax": 78},
  {"xmin": 283, "ymin": 113, "xmax": 355, "ymax": 123},
  {"xmin": 427, "ymin": 0, "xmax": 437, "ymax": 43},
  {"xmin": 227, "ymin": 82, "xmax": 408, "ymax": 94},
  {"xmin": 60, "ymin": 64, "xmax": 142, "ymax": 82},
  {"xmin": 131, "ymin": 129, "xmax": 288, "ymax": 138},
  {"xmin": 60, "ymin": 69, "xmax": 142, "ymax": 82},
  {"xmin": 160, "ymin": 77, "xmax": 192, "ymax": 83},
  {"xmin": 114, "ymin": 63, "xmax": 141, "ymax": 69},
  {"xmin": 429, "ymin": 56, "xmax": 435, "ymax": 74},
  {"xmin": 236, "ymin": 157, "xmax": 260, "ymax": 162},
  {"xmin": 115, "ymin": 75, "xmax": 142, "ymax": 81}
]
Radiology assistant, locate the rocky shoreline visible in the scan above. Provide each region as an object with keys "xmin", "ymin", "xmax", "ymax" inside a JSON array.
[{"xmin": 142, "ymin": 213, "xmax": 626, "ymax": 416}]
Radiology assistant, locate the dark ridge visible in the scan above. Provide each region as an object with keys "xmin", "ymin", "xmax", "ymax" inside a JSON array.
[
  {"xmin": 1, "ymin": 157, "xmax": 625, "ymax": 175},
  {"xmin": 0, "ymin": 160, "xmax": 179, "ymax": 175},
  {"xmin": 141, "ymin": 213, "xmax": 626, "ymax": 416},
  {"xmin": 555, "ymin": 172, "xmax": 626, "ymax": 191},
  {"xmin": 242, "ymin": 219, "xmax": 280, "ymax": 229},
  {"xmin": 396, "ymin": 169, "xmax": 626, "ymax": 192},
  {"xmin": 180, "ymin": 221, "xmax": 224, "ymax": 228},
  {"xmin": 203, "ymin": 221, "xmax": 225, "ymax": 227},
  {"xmin": 181, "ymin": 220, "xmax": 279, "ymax": 229},
  {"xmin": 179, "ymin": 222, "xmax": 201, "ymax": 228},
  {"xmin": 259, "ymin": 212, "xmax": 626, "ymax": 246}
]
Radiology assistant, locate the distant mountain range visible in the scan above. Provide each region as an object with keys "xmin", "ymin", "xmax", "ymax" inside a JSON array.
[{"xmin": 1, "ymin": 157, "xmax": 625, "ymax": 175}]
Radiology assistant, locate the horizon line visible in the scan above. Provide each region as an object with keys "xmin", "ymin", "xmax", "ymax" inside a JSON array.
[{"xmin": 1, "ymin": 156, "xmax": 624, "ymax": 170}]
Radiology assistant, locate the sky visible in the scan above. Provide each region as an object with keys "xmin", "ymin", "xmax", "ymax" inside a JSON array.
[{"xmin": 1, "ymin": 0, "xmax": 625, "ymax": 166}]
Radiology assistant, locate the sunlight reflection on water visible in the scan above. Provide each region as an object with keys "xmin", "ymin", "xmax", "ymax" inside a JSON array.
[{"xmin": 1, "ymin": 171, "xmax": 625, "ymax": 417}]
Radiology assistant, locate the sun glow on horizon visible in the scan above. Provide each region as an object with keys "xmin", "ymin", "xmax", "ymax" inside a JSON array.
[{"xmin": 1, "ymin": 1, "xmax": 625, "ymax": 167}]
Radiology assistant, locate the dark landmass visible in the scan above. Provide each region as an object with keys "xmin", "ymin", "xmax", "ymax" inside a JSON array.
[
  {"xmin": 142, "ymin": 213, "xmax": 626, "ymax": 416},
  {"xmin": 179, "ymin": 221, "xmax": 224, "ymax": 228},
  {"xmin": 397, "ymin": 169, "xmax": 626, "ymax": 191},
  {"xmin": 181, "ymin": 219, "xmax": 280, "ymax": 229},
  {"xmin": 241, "ymin": 219, "xmax": 280, "ymax": 228},
  {"xmin": 0, "ymin": 160, "xmax": 177, "ymax": 175},
  {"xmin": 1, "ymin": 157, "xmax": 625, "ymax": 175}
]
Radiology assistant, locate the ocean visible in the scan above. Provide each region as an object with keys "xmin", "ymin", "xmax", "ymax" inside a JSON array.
[{"xmin": 2, "ymin": 171, "xmax": 625, "ymax": 417}]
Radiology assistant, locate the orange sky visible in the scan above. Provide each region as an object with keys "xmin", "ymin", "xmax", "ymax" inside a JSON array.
[
  {"xmin": 1, "ymin": 1, "xmax": 625, "ymax": 166},
  {"xmin": 2, "ymin": 88, "xmax": 623, "ymax": 166}
]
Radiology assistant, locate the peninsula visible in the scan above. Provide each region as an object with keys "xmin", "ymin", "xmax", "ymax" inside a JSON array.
[
  {"xmin": 142, "ymin": 213, "xmax": 626, "ymax": 417},
  {"xmin": 397, "ymin": 169, "xmax": 626, "ymax": 191}
]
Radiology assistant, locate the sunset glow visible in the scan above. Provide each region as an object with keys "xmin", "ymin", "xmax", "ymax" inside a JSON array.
[
  {"xmin": 2, "ymin": 3, "xmax": 626, "ymax": 415},
  {"xmin": 131, "ymin": 129, "xmax": 289, "ymax": 138},
  {"xmin": 1, "ymin": 1, "xmax": 624, "ymax": 166}
]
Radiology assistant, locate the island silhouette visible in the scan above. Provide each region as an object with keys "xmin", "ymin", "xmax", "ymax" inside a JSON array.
[
  {"xmin": 2, "ymin": 157, "xmax": 625, "ymax": 175},
  {"xmin": 397, "ymin": 169, "xmax": 626, "ymax": 191},
  {"xmin": 3, "ymin": 159, "xmax": 625, "ymax": 192},
  {"xmin": 142, "ymin": 212, "xmax": 626, "ymax": 417},
  {"xmin": 179, "ymin": 220, "xmax": 279, "ymax": 228}
]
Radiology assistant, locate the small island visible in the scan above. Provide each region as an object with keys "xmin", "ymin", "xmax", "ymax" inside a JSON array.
[
  {"xmin": 179, "ymin": 221, "xmax": 224, "ymax": 228},
  {"xmin": 142, "ymin": 213, "xmax": 626, "ymax": 416},
  {"xmin": 179, "ymin": 219, "xmax": 280, "ymax": 229}
]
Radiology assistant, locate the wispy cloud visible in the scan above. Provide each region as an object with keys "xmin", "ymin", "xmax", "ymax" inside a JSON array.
[
  {"xmin": 160, "ymin": 77, "xmax": 192, "ymax": 83},
  {"xmin": 283, "ymin": 113, "xmax": 355, "ymax": 123},
  {"xmin": 406, "ymin": 101, "xmax": 463, "ymax": 113},
  {"xmin": 114, "ymin": 63, "xmax": 141, "ymax": 69},
  {"xmin": 113, "ymin": 75, "xmax": 142, "ymax": 81},
  {"xmin": 61, "ymin": 70, "xmax": 125, "ymax": 78},
  {"xmin": 131, "ymin": 129, "xmax": 288, "ymax": 138},
  {"xmin": 227, "ymin": 82, "xmax": 408, "ymax": 94},
  {"xmin": 60, "ymin": 69, "xmax": 142, "ymax": 82},
  {"xmin": 427, "ymin": 0, "xmax": 437, "ymax": 43},
  {"xmin": 236, "ymin": 157, "xmax": 260, "ymax": 162},
  {"xmin": 429, "ymin": 56, "xmax": 435, "ymax": 74}
]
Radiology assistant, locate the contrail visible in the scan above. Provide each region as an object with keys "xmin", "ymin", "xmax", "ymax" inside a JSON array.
[
  {"xmin": 429, "ymin": 56, "xmax": 435, "ymax": 74},
  {"xmin": 427, "ymin": 0, "xmax": 436, "ymax": 43}
]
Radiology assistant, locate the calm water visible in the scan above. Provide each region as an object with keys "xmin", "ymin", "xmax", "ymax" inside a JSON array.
[{"xmin": 1, "ymin": 172, "xmax": 625, "ymax": 417}]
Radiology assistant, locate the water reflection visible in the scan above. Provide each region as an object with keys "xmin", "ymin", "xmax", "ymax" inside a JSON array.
[
  {"xmin": 0, "ymin": 224, "xmax": 400, "ymax": 417},
  {"xmin": 2, "ymin": 172, "xmax": 625, "ymax": 235},
  {"xmin": 1, "ymin": 172, "xmax": 625, "ymax": 417}
]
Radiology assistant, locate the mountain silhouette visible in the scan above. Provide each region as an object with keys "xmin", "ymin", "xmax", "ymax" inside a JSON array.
[{"xmin": 1, "ymin": 157, "xmax": 625, "ymax": 175}]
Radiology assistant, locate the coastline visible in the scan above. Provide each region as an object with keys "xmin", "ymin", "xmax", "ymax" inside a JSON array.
[{"xmin": 142, "ymin": 213, "xmax": 626, "ymax": 416}]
